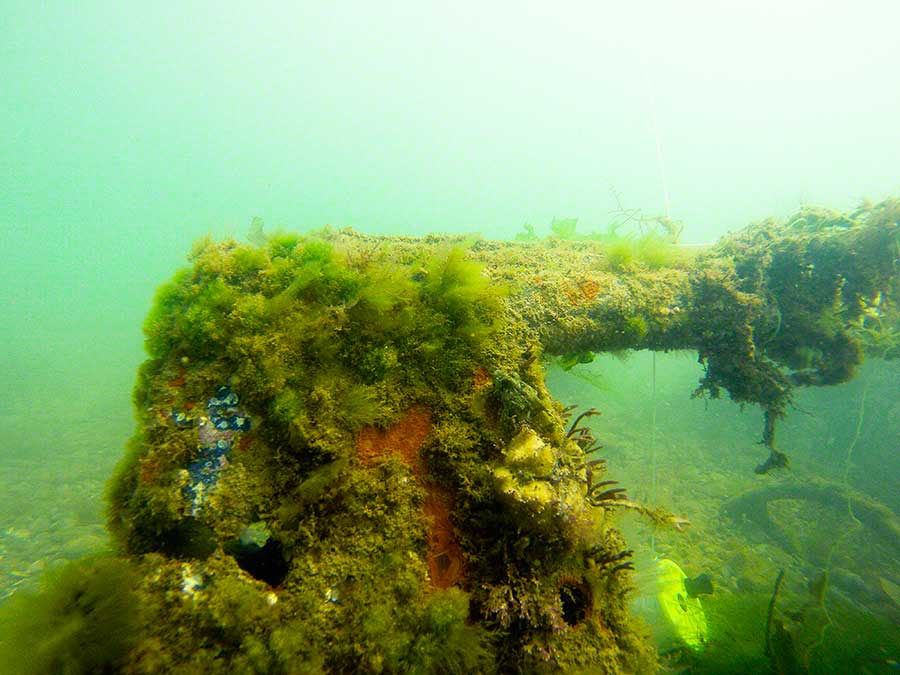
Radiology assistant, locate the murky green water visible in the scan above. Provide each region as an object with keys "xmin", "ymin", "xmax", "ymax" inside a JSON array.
[{"xmin": 547, "ymin": 353, "xmax": 900, "ymax": 671}]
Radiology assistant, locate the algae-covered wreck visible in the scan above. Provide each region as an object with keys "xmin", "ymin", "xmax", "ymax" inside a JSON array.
[{"xmin": 8, "ymin": 201, "xmax": 900, "ymax": 673}]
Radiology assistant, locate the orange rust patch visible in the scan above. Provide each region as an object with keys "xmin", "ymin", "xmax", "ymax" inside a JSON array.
[
  {"xmin": 356, "ymin": 405, "xmax": 432, "ymax": 476},
  {"xmin": 564, "ymin": 278, "xmax": 601, "ymax": 304},
  {"xmin": 578, "ymin": 278, "xmax": 600, "ymax": 301},
  {"xmin": 423, "ymin": 485, "xmax": 465, "ymax": 589},
  {"xmin": 138, "ymin": 456, "xmax": 161, "ymax": 485},
  {"xmin": 167, "ymin": 365, "xmax": 186, "ymax": 388},
  {"xmin": 357, "ymin": 407, "xmax": 465, "ymax": 588},
  {"xmin": 472, "ymin": 366, "xmax": 491, "ymax": 390}
]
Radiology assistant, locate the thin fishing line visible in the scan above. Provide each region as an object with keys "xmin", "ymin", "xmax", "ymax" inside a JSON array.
[
  {"xmin": 809, "ymin": 375, "xmax": 868, "ymax": 658},
  {"xmin": 649, "ymin": 350, "xmax": 658, "ymax": 556},
  {"xmin": 645, "ymin": 67, "xmax": 667, "ymax": 556}
]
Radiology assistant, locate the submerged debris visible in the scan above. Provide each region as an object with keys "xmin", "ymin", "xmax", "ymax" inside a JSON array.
[{"xmin": 88, "ymin": 200, "xmax": 899, "ymax": 672}]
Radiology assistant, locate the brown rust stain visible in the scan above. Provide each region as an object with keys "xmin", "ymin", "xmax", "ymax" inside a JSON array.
[
  {"xmin": 138, "ymin": 456, "xmax": 161, "ymax": 485},
  {"xmin": 472, "ymin": 366, "xmax": 492, "ymax": 390},
  {"xmin": 564, "ymin": 277, "xmax": 601, "ymax": 305},
  {"xmin": 356, "ymin": 405, "xmax": 465, "ymax": 588},
  {"xmin": 578, "ymin": 278, "xmax": 601, "ymax": 301},
  {"xmin": 167, "ymin": 364, "xmax": 186, "ymax": 388},
  {"xmin": 356, "ymin": 405, "xmax": 432, "ymax": 475},
  {"xmin": 422, "ymin": 485, "xmax": 465, "ymax": 589}
]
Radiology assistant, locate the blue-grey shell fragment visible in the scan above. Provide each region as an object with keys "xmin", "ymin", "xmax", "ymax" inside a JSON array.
[
  {"xmin": 174, "ymin": 385, "xmax": 251, "ymax": 515},
  {"xmin": 171, "ymin": 410, "xmax": 193, "ymax": 427}
]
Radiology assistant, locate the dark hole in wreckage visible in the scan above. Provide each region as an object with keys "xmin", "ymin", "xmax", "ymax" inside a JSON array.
[
  {"xmin": 559, "ymin": 579, "xmax": 593, "ymax": 626},
  {"xmin": 225, "ymin": 537, "xmax": 290, "ymax": 587}
]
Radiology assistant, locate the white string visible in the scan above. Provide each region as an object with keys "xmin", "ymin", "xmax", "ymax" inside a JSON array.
[
  {"xmin": 650, "ymin": 350, "xmax": 658, "ymax": 556},
  {"xmin": 645, "ymin": 68, "xmax": 668, "ymax": 556}
]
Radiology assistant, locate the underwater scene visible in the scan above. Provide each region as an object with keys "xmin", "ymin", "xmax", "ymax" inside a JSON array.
[{"xmin": 2, "ymin": 3, "xmax": 900, "ymax": 674}]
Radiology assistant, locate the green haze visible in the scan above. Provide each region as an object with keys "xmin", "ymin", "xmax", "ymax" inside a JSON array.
[{"xmin": 2, "ymin": 1, "xmax": 899, "ymax": 668}]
